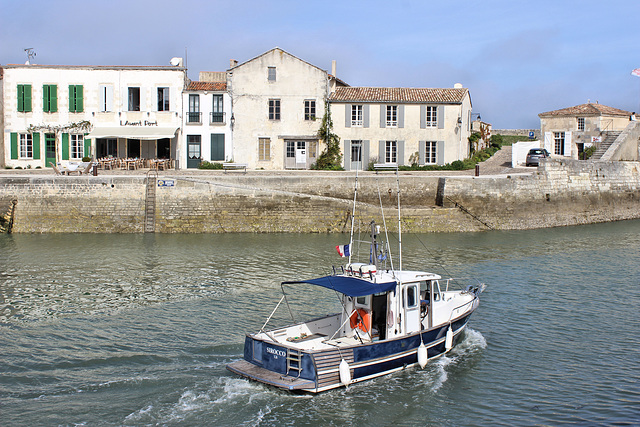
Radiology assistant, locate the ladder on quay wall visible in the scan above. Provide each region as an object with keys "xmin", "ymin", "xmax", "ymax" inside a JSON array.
[{"xmin": 144, "ymin": 170, "xmax": 158, "ymax": 233}]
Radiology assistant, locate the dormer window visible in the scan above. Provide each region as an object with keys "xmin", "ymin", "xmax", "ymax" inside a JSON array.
[{"xmin": 268, "ymin": 67, "xmax": 276, "ymax": 82}]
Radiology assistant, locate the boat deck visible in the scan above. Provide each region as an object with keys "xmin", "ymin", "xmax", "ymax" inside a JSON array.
[{"xmin": 226, "ymin": 360, "xmax": 316, "ymax": 391}]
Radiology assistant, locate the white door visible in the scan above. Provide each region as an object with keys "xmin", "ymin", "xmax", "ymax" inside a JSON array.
[{"xmin": 404, "ymin": 284, "xmax": 421, "ymax": 334}]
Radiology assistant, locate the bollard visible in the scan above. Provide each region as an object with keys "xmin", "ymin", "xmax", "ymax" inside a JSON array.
[
  {"xmin": 92, "ymin": 164, "xmax": 98, "ymax": 176},
  {"xmin": 475, "ymin": 164, "xmax": 480, "ymax": 177}
]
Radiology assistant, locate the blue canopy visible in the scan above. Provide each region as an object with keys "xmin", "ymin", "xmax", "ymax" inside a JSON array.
[{"xmin": 282, "ymin": 275, "xmax": 397, "ymax": 297}]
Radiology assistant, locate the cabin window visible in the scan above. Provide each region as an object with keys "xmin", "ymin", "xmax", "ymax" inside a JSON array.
[
  {"xmin": 356, "ymin": 296, "xmax": 369, "ymax": 307},
  {"xmin": 406, "ymin": 285, "xmax": 418, "ymax": 308},
  {"xmin": 433, "ymin": 280, "xmax": 441, "ymax": 301}
]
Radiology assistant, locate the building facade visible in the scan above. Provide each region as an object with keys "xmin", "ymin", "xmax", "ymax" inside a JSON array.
[
  {"xmin": 329, "ymin": 86, "xmax": 473, "ymax": 170},
  {"xmin": 538, "ymin": 102, "xmax": 632, "ymax": 159},
  {"xmin": 181, "ymin": 72, "xmax": 232, "ymax": 169},
  {"xmin": 1, "ymin": 62, "xmax": 185, "ymax": 169},
  {"xmin": 227, "ymin": 48, "xmax": 332, "ymax": 170}
]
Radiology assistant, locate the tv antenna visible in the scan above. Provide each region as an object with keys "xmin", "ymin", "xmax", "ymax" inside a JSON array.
[{"xmin": 24, "ymin": 48, "xmax": 36, "ymax": 65}]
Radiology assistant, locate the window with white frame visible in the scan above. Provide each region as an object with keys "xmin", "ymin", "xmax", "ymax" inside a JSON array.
[
  {"xmin": 269, "ymin": 99, "xmax": 281, "ymax": 120},
  {"xmin": 128, "ymin": 87, "xmax": 140, "ymax": 111},
  {"xmin": 70, "ymin": 134, "xmax": 84, "ymax": 159},
  {"xmin": 259, "ymin": 138, "xmax": 271, "ymax": 161},
  {"xmin": 425, "ymin": 141, "xmax": 437, "ymax": 164},
  {"xmin": 351, "ymin": 105, "xmax": 363, "ymax": 126},
  {"xmin": 305, "ymin": 100, "xmax": 316, "ymax": 120},
  {"xmin": 426, "ymin": 106, "xmax": 437, "ymax": 127},
  {"xmin": 157, "ymin": 87, "xmax": 170, "ymax": 111},
  {"xmin": 553, "ymin": 132, "xmax": 565, "ymax": 155},
  {"xmin": 385, "ymin": 141, "xmax": 397, "ymax": 163},
  {"xmin": 577, "ymin": 117, "xmax": 585, "ymax": 131},
  {"xmin": 99, "ymin": 85, "xmax": 113, "ymax": 112},
  {"xmin": 19, "ymin": 133, "xmax": 33, "ymax": 159},
  {"xmin": 286, "ymin": 141, "xmax": 295, "ymax": 158},
  {"xmin": 386, "ymin": 105, "xmax": 397, "ymax": 127}
]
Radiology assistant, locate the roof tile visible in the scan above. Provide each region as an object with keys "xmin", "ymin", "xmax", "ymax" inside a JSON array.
[
  {"xmin": 186, "ymin": 81, "xmax": 227, "ymax": 91},
  {"xmin": 329, "ymin": 87, "xmax": 468, "ymax": 104},
  {"xmin": 539, "ymin": 103, "xmax": 631, "ymax": 117}
]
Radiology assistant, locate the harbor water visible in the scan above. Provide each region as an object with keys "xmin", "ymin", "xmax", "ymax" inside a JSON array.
[{"xmin": 1, "ymin": 221, "xmax": 639, "ymax": 426}]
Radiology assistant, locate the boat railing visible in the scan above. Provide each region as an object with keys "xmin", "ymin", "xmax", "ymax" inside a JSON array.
[
  {"xmin": 442, "ymin": 277, "xmax": 484, "ymax": 292},
  {"xmin": 446, "ymin": 294, "xmax": 479, "ymax": 326}
]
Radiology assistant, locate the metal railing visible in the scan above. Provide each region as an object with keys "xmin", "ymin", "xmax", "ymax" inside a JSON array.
[
  {"xmin": 187, "ymin": 112, "xmax": 202, "ymax": 124},
  {"xmin": 210, "ymin": 112, "xmax": 226, "ymax": 124}
]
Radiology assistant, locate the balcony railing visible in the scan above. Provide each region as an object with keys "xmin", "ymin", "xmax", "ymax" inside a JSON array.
[
  {"xmin": 187, "ymin": 112, "xmax": 202, "ymax": 124},
  {"xmin": 210, "ymin": 112, "xmax": 226, "ymax": 124}
]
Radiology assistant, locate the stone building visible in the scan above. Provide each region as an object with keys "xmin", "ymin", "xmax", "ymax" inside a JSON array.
[
  {"xmin": 328, "ymin": 85, "xmax": 473, "ymax": 170},
  {"xmin": 227, "ymin": 48, "xmax": 345, "ymax": 170},
  {"xmin": 181, "ymin": 72, "xmax": 232, "ymax": 169},
  {"xmin": 1, "ymin": 61, "xmax": 186, "ymax": 168},
  {"xmin": 538, "ymin": 102, "xmax": 632, "ymax": 159}
]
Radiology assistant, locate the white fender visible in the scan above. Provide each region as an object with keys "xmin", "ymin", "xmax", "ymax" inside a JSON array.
[
  {"xmin": 445, "ymin": 326, "xmax": 453, "ymax": 351},
  {"xmin": 339, "ymin": 359, "xmax": 351, "ymax": 387},
  {"xmin": 417, "ymin": 341, "xmax": 428, "ymax": 368}
]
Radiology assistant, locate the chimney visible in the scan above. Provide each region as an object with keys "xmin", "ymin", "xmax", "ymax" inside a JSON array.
[
  {"xmin": 331, "ymin": 60, "xmax": 337, "ymax": 77},
  {"xmin": 230, "ymin": 59, "xmax": 238, "ymax": 68}
]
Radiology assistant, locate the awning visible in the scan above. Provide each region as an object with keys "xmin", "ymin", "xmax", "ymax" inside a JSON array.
[
  {"xmin": 87, "ymin": 127, "xmax": 178, "ymax": 140},
  {"xmin": 282, "ymin": 275, "xmax": 397, "ymax": 297}
]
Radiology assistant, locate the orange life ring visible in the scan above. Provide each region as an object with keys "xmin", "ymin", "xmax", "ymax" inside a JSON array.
[{"xmin": 350, "ymin": 308, "xmax": 371, "ymax": 333}]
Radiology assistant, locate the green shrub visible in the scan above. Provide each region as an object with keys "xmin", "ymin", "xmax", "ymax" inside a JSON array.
[
  {"xmin": 82, "ymin": 156, "xmax": 92, "ymax": 162},
  {"xmin": 198, "ymin": 161, "xmax": 223, "ymax": 170}
]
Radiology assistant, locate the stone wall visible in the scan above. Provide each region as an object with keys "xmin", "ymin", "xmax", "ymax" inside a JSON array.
[{"xmin": 1, "ymin": 160, "xmax": 639, "ymax": 233}]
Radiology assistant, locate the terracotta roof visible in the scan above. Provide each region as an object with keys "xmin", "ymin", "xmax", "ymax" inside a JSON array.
[
  {"xmin": 329, "ymin": 87, "xmax": 468, "ymax": 104},
  {"xmin": 539, "ymin": 103, "xmax": 631, "ymax": 118},
  {"xmin": 186, "ymin": 81, "xmax": 227, "ymax": 91}
]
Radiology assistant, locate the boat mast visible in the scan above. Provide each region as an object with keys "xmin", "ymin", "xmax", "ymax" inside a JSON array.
[
  {"xmin": 348, "ymin": 151, "xmax": 359, "ymax": 265},
  {"xmin": 395, "ymin": 167, "xmax": 402, "ymax": 272}
]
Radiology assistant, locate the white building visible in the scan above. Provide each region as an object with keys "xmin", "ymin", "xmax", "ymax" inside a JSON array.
[
  {"xmin": 329, "ymin": 85, "xmax": 473, "ymax": 170},
  {"xmin": 1, "ymin": 61, "xmax": 185, "ymax": 169},
  {"xmin": 227, "ymin": 48, "xmax": 337, "ymax": 170},
  {"xmin": 181, "ymin": 72, "xmax": 233, "ymax": 169}
]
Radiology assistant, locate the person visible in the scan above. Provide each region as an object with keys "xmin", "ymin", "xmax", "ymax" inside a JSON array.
[{"xmin": 630, "ymin": 112, "xmax": 636, "ymax": 121}]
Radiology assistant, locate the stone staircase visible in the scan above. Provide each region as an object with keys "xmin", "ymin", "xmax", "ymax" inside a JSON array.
[{"xmin": 590, "ymin": 131, "xmax": 621, "ymax": 160}]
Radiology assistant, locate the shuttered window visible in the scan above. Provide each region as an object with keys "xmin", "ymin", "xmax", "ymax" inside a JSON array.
[
  {"xmin": 258, "ymin": 138, "xmax": 271, "ymax": 161},
  {"xmin": 69, "ymin": 85, "xmax": 83, "ymax": 112},
  {"xmin": 43, "ymin": 84, "xmax": 58, "ymax": 112},
  {"xmin": 17, "ymin": 84, "xmax": 32, "ymax": 112}
]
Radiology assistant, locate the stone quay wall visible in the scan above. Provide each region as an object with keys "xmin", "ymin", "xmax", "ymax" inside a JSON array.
[{"xmin": 1, "ymin": 159, "xmax": 639, "ymax": 233}]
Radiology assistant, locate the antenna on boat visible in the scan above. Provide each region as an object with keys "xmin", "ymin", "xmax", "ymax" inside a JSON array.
[
  {"xmin": 347, "ymin": 146, "xmax": 360, "ymax": 265},
  {"xmin": 395, "ymin": 166, "xmax": 402, "ymax": 272}
]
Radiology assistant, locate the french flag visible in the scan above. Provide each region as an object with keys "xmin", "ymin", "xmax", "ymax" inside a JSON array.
[{"xmin": 336, "ymin": 244, "xmax": 350, "ymax": 257}]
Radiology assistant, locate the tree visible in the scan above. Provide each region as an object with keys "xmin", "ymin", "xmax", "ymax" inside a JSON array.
[{"xmin": 313, "ymin": 102, "xmax": 342, "ymax": 170}]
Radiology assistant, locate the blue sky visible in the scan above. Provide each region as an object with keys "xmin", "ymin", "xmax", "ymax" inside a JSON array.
[{"xmin": 2, "ymin": 0, "xmax": 640, "ymax": 129}]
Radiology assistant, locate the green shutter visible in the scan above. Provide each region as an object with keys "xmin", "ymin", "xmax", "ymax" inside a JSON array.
[
  {"xmin": 76, "ymin": 85, "xmax": 83, "ymax": 112},
  {"xmin": 10, "ymin": 133, "xmax": 18, "ymax": 159},
  {"xmin": 62, "ymin": 133, "xmax": 70, "ymax": 160},
  {"xmin": 17, "ymin": 85, "xmax": 24, "ymax": 112},
  {"xmin": 84, "ymin": 136, "xmax": 91, "ymax": 158},
  {"xmin": 69, "ymin": 85, "xmax": 75, "ymax": 112},
  {"xmin": 33, "ymin": 133, "xmax": 41, "ymax": 160},
  {"xmin": 50, "ymin": 85, "xmax": 57, "ymax": 112},
  {"xmin": 24, "ymin": 84, "xmax": 32, "ymax": 112},
  {"xmin": 43, "ymin": 85, "xmax": 49, "ymax": 112}
]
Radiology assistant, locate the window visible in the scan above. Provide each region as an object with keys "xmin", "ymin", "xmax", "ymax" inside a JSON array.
[
  {"xmin": 406, "ymin": 285, "xmax": 418, "ymax": 308},
  {"xmin": 188, "ymin": 94, "xmax": 200, "ymax": 123},
  {"xmin": 308, "ymin": 141, "xmax": 317, "ymax": 158},
  {"xmin": 425, "ymin": 141, "xmax": 437, "ymax": 164},
  {"xmin": 187, "ymin": 135, "xmax": 201, "ymax": 158},
  {"xmin": 19, "ymin": 133, "xmax": 33, "ymax": 159},
  {"xmin": 99, "ymin": 85, "xmax": 113, "ymax": 112},
  {"xmin": 305, "ymin": 100, "xmax": 316, "ymax": 120},
  {"xmin": 577, "ymin": 117, "xmax": 585, "ymax": 131},
  {"xmin": 286, "ymin": 141, "xmax": 295, "ymax": 158},
  {"xmin": 269, "ymin": 99, "xmax": 280, "ymax": 120},
  {"xmin": 258, "ymin": 137, "xmax": 271, "ymax": 161},
  {"xmin": 268, "ymin": 66, "xmax": 276, "ymax": 82},
  {"xmin": 70, "ymin": 134, "xmax": 84, "ymax": 159},
  {"xmin": 157, "ymin": 87, "xmax": 169, "ymax": 111},
  {"xmin": 17, "ymin": 84, "xmax": 32, "ymax": 112},
  {"xmin": 43, "ymin": 84, "xmax": 58, "ymax": 112},
  {"xmin": 69, "ymin": 85, "xmax": 83, "ymax": 113},
  {"xmin": 351, "ymin": 105, "xmax": 363, "ymax": 126},
  {"xmin": 128, "ymin": 87, "xmax": 140, "ymax": 111},
  {"xmin": 553, "ymin": 132, "xmax": 565, "ymax": 155},
  {"xmin": 386, "ymin": 105, "xmax": 397, "ymax": 127},
  {"xmin": 211, "ymin": 94, "xmax": 224, "ymax": 123},
  {"xmin": 385, "ymin": 141, "xmax": 397, "ymax": 163},
  {"xmin": 426, "ymin": 106, "xmax": 437, "ymax": 127},
  {"xmin": 351, "ymin": 140, "xmax": 363, "ymax": 163}
]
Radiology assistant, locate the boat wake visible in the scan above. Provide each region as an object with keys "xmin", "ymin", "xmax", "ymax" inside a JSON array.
[{"xmin": 424, "ymin": 328, "xmax": 486, "ymax": 393}]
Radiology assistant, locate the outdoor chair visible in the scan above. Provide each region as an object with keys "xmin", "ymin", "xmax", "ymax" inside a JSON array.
[{"xmin": 49, "ymin": 162, "xmax": 62, "ymax": 176}]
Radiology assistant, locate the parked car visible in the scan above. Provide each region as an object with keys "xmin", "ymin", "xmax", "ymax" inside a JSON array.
[{"xmin": 525, "ymin": 148, "xmax": 550, "ymax": 167}]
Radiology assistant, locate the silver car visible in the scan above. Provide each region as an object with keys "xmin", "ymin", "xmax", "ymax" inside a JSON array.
[{"xmin": 526, "ymin": 148, "xmax": 550, "ymax": 167}]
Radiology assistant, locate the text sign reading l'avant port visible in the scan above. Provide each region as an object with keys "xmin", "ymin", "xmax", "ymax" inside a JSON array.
[{"xmin": 157, "ymin": 179, "xmax": 175, "ymax": 187}]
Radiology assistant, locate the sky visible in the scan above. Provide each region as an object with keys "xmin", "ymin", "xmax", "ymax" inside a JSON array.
[{"xmin": 2, "ymin": 0, "xmax": 640, "ymax": 129}]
